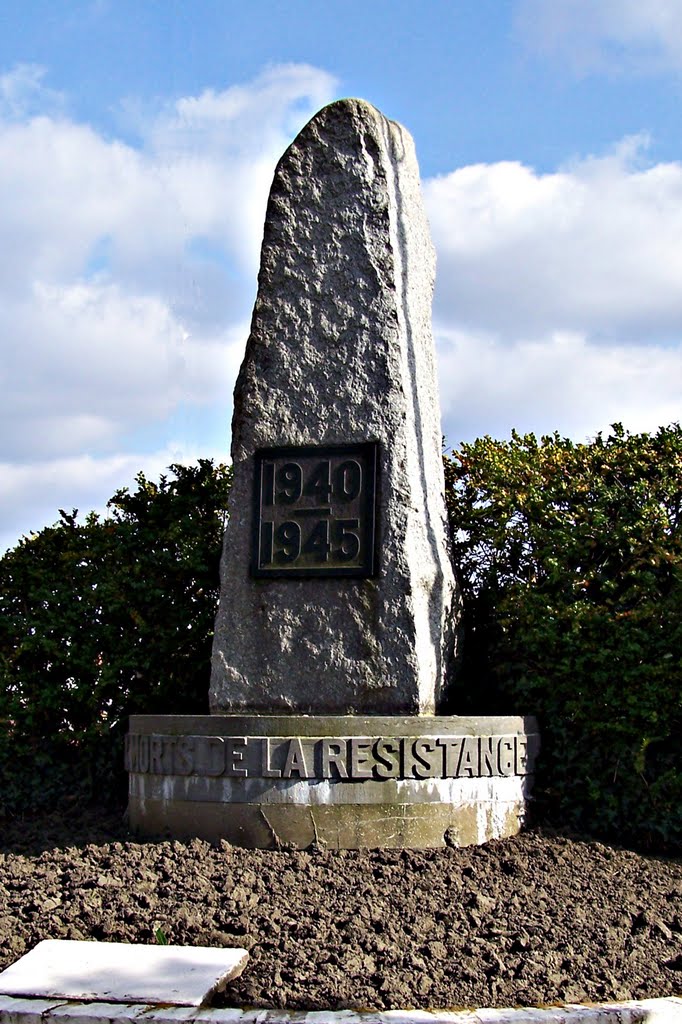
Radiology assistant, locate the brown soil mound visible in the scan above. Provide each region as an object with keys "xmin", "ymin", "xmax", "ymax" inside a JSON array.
[{"xmin": 0, "ymin": 809, "xmax": 680, "ymax": 1011}]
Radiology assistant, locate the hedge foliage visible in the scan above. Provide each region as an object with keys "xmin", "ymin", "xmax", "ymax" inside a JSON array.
[
  {"xmin": 445, "ymin": 423, "xmax": 682, "ymax": 850},
  {"xmin": 2, "ymin": 428, "xmax": 680, "ymax": 849},
  {"xmin": 0, "ymin": 460, "xmax": 231, "ymax": 818}
]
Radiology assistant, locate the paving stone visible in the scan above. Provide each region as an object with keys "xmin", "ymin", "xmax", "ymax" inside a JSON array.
[
  {"xmin": 2, "ymin": 994, "xmax": 682, "ymax": 1024},
  {"xmin": 0, "ymin": 941, "xmax": 248, "ymax": 1007}
]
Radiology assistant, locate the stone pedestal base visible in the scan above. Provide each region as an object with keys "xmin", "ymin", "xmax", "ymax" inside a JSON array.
[{"xmin": 126, "ymin": 715, "xmax": 539, "ymax": 849}]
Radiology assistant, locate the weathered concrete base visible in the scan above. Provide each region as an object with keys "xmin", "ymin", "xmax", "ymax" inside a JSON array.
[{"xmin": 127, "ymin": 715, "xmax": 539, "ymax": 849}]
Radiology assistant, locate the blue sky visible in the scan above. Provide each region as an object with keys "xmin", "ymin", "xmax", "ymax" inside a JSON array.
[{"xmin": 2, "ymin": 0, "xmax": 682, "ymax": 551}]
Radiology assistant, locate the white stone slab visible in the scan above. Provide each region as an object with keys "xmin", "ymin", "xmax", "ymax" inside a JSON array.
[
  {"xmin": 0, "ymin": 941, "xmax": 248, "ymax": 1007},
  {"xmin": 0, "ymin": 995, "xmax": 68, "ymax": 1024}
]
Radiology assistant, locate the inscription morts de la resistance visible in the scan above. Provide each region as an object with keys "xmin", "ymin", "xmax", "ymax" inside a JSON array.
[{"xmin": 125, "ymin": 733, "xmax": 535, "ymax": 780}]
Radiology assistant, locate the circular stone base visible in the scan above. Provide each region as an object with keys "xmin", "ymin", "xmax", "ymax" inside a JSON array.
[{"xmin": 126, "ymin": 714, "xmax": 539, "ymax": 849}]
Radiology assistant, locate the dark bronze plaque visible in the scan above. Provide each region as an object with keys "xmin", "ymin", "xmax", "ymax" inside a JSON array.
[{"xmin": 252, "ymin": 443, "xmax": 379, "ymax": 577}]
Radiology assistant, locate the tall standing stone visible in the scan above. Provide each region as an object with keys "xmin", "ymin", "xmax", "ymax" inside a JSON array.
[{"xmin": 210, "ymin": 98, "xmax": 459, "ymax": 716}]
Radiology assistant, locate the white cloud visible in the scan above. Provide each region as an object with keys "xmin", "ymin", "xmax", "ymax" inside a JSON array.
[
  {"xmin": 517, "ymin": 0, "xmax": 682, "ymax": 74},
  {"xmin": 0, "ymin": 64, "xmax": 65, "ymax": 120},
  {"xmin": 425, "ymin": 138, "xmax": 682, "ymax": 342},
  {"xmin": 437, "ymin": 329, "xmax": 682, "ymax": 445},
  {"xmin": 0, "ymin": 64, "xmax": 336, "ymax": 551},
  {"xmin": 0, "ymin": 281, "xmax": 242, "ymax": 459},
  {"xmin": 0, "ymin": 444, "xmax": 227, "ymax": 554},
  {"xmin": 425, "ymin": 137, "xmax": 682, "ymax": 443}
]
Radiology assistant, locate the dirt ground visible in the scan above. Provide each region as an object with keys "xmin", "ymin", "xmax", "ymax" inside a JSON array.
[{"xmin": 0, "ymin": 808, "xmax": 681, "ymax": 1012}]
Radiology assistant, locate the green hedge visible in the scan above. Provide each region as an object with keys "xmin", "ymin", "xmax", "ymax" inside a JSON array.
[
  {"xmin": 445, "ymin": 424, "xmax": 682, "ymax": 850},
  {"xmin": 0, "ymin": 460, "xmax": 231, "ymax": 818},
  {"xmin": 2, "ymin": 430, "xmax": 681, "ymax": 849}
]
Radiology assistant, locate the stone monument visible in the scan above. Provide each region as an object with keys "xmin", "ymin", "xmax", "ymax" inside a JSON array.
[
  {"xmin": 210, "ymin": 97, "xmax": 457, "ymax": 717},
  {"xmin": 127, "ymin": 99, "xmax": 539, "ymax": 848}
]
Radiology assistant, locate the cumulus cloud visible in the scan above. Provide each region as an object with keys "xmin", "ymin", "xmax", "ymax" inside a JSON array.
[
  {"xmin": 517, "ymin": 0, "xmax": 682, "ymax": 75},
  {"xmin": 426, "ymin": 136, "xmax": 682, "ymax": 443},
  {"xmin": 0, "ymin": 63, "xmax": 336, "ymax": 550},
  {"xmin": 0, "ymin": 444, "xmax": 227, "ymax": 555},
  {"xmin": 0, "ymin": 64, "xmax": 65, "ymax": 120},
  {"xmin": 425, "ymin": 136, "xmax": 682, "ymax": 342},
  {"xmin": 436, "ymin": 329, "xmax": 682, "ymax": 446},
  {"xmin": 0, "ymin": 281, "xmax": 245, "ymax": 460}
]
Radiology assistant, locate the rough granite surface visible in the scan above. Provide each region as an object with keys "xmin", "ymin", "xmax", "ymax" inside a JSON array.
[{"xmin": 210, "ymin": 98, "xmax": 459, "ymax": 716}]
